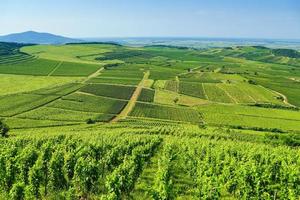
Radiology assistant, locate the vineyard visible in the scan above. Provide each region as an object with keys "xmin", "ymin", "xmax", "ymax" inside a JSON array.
[
  {"xmin": 0, "ymin": 42, "xmax": 300, "ymax": 199},
  {"xmin": 0, "ymin": 123, "xmax": 299, "ymax": 199}
]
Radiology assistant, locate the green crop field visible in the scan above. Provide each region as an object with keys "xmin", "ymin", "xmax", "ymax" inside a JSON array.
[
  {"xmin": 0, "ymin": 59, "xmax": 59, "ymax": 75},
  {"xmin": 87, "ymin": 77, "xmax": 141, "ymax": 86},
  {"xmin": 48, "ymin": 93, "xmax": 127, "ymax": 114},
  {"xmin": 49, "ymin": 61, "xmax": 101, "ymax": 76},
  {"xmin": 129, "ymin": 102, "xmax": 202, "ymax": 123},
  {"xmin": 80, "ymin": 84, "xmax": 136, "ymax": 100},
  {"xmin": 179, "ymin": 82, "xmax": 207, "ymax": 99},
  {"xmin": 137, "ymin": 88, "xmax": 155, "ymax": 102},
  {"xmin": 0, "ymin": 41, "xmax": 300, "ymax": 199}
]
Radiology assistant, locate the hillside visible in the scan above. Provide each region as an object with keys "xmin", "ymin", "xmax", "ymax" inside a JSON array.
[
  {"xmin": 0, "ymin": 31, "xmax": 83, "ymax": 44},
  {"xmin": 0, "ymin": 42, "xmax": 299, "ymax": 199}
]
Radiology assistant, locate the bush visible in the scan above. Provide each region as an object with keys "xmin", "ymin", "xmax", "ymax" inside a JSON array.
[
  {"xmin": 248, "ymin": 79, "xmax": 257, "ymax": 85},
  {"xmin": 86, "ymin": 118, "xmax": 95, "ymax": 124},
  {"xmin": 0, "ymin": 120, "xmax": 9, "ymax": 137}
]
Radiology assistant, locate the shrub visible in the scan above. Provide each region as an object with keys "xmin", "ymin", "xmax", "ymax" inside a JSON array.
[
  {"xmin": 248, "ymin": 79, "xmax": 257, "ymax": 85},
  {"xmin": 86, "ymin": 118, "xmax": 95, "ymax": 124},
  {"xmin": 0, "ymin": 120, "xmax": 9, "ymax": 137}
]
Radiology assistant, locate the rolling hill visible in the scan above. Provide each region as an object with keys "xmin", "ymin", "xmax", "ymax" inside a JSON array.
[{"xmin": 0, "ymin": 31, "xmax": 83, "ymax": 44}]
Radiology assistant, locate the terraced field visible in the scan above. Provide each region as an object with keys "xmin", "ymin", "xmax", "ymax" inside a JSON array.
[{"xmin": 0, "ymin": 42, "xmax": 300, "ymax": 199}]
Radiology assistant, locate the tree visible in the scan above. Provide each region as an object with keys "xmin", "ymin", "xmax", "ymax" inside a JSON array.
[
  {"xmin": 86, "ymin": 118, "xmax": 95, "ymax": 124},
  {"xmin": 248, "ymin": 79, "xmax": 257, "ymax": 85},
  {"xmin": 173, "ymin": 97, "xmax": 179, "ymax": 104},
  {"xmin": 0, "ymin": 120, "xmax": 9, "ymax": 137}
]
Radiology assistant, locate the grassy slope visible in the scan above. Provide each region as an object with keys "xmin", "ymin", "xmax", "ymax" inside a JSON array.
[{"xmin": 0, "ymin": 74, "xmax": 80, "ymax": 95}]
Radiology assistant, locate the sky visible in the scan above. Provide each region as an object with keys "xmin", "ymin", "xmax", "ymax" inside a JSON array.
[{"xmin": 1, "ymin": 0, "xmax": 300, "ymax": 39}]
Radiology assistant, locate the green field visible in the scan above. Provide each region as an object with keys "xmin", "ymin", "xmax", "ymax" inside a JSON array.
[
  {"xmin": 80, "ymin": 84, "xmax": 136, "ymax": 100},
  {"xmin": 0, "ymin": 42, "xmax": 300, "ymax": 199},
  {"xmin": 130, "ymin": 102, "xmax": 202, "ymax": 123},
  {"xmin": 198, "ymin": 104, "xmax": 300, "ymax": 132},
  {"xmin": 137, "ymin": 88, "xmax": 155, "ymax": 102},
  {"xmin": 48, "ymin": 93, "xmax": 127, "ymax": 114}
]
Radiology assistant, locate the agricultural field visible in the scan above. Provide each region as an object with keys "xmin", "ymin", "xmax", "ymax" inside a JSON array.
[
  {"xmin": 80, "ymin": 84, "xmax": 136, "ymax": 100},
  {"xmin": 129, "ymin": 102, "xmax": 202, "ymax": 123},
  {"xmin": 137, "ymin": 88, "xmax": 155, "ymax": 102},
  {"xmin": 0, "ymin": 42, "xmax": 300, "ymax": 199}
]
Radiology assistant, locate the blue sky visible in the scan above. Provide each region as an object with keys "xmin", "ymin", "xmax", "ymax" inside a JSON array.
[{"xmin": 1, "ymin": 0, "xmax": 300, "ymax": 39}]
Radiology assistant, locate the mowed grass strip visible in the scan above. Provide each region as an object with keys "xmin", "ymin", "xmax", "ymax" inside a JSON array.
[
  {"xmin": 50, "ymin": 61, "xmax": 101, "ymax": 76},
  {"xmin": 48, "ymin": 93, "xmax": 127, "ymax": 114},
  {"xmin": 129, "ymin": 102, "xmax": 201, "ymax": 123},
  {"xmin": 0, "ymin": 58, "xmax": 59, "ymax": 75},
  {"xmin": 138, "ymin": 88, "xmax": 155, "ymax": 102},
  {"xmin": 80, "ymin": 84, "xmax": 136, "ymax": 100}
]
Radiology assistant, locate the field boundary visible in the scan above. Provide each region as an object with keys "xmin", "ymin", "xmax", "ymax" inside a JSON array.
[
  {"xmin": 11, "ymin": 86, "xmax": 84, "ymax": 117},
  {"xmin": 216, "ymin": 84, "xmax": 238, "ymax": 104},
  {"xmin": 82, "ymin": 67, "xmax": 104, "ymax": 83},
  {"xmin": 47, "ymin": 61, "xmax": 63, "ymax": 76},
  {"xmin": 75, "ymin": 91, "xmax": 128, "ymax": 102},
  {"xmin": 111, "ymin": 71, "xmax": 150, "ymax": 122},
  {"xmin": 201, "ymin": 83, "xmax": 209, "ymax": 100},
  {"xmin": 259, "ymin": 85, "xmax": 296, "ymax": 107}
]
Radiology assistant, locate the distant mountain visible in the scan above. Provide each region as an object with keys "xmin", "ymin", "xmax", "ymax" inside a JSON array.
[{"xmin": 0, "ymin": 31, "xmax": 83, "ymax": 44}]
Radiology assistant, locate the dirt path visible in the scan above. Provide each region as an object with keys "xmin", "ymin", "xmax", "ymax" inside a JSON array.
[
  {"xmin": 269, "ymin": 88, "xmax": 295, "ymax": 107},
  {"xmin": 82, "ymin": 67, "xmax": 104, "ymax": 83},
  {"xmin": 256, "ymin": 85, "xmax": 295, "ymax": 107},
  {"xmin": 111, "ymin": 71, "xmax": 150, "ymax": 122}
]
